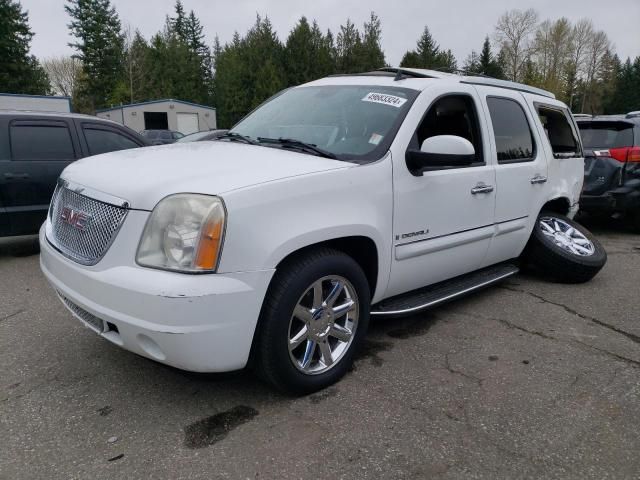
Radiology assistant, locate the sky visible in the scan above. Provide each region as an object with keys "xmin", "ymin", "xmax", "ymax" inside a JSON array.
[{"xmin": 22, "ymin": 0, "xmax": 640, "ymax": 66}]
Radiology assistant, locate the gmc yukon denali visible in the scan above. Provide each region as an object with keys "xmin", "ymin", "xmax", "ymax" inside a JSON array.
[{"xmin": 39, "ymin": 68, "xmax": 607, "ymax": 394}]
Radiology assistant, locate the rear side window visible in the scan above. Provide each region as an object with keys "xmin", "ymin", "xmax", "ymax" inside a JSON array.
[
  {"xmin": 578, "ymin": 122, "xmax": 634, "ymax": 149},
  {"xmin": 160, "ymin": 131, "xmax": 172, "ymax": 140},
  {"xmin": 83, "ymin": 127, "xmax": 140, "ymax": 156},
  {"xmin": 486, "ymin": 97, "xmax": 535, "ymax": 163},
  {"xmin": 10, "ymin": 124, "xmax": 75, "ymax": 161},
  {"xmin": 537, "ymin": 105, "xmax": 582, "ymax": 158},
  {"xmin": 144, "ymin": 131, "xmax": 159, "ymax": 139}
]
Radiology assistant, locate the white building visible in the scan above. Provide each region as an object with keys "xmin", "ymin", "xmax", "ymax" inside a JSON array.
[
  {"xmin": 0, "ymin": 93, "xmax": 71, "ymax": 112},
  {"xmin": 96, "ymin": 99, "xmax": 217, "ymax": 134}
]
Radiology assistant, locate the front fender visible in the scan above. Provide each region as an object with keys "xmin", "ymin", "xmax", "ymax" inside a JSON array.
[{"xmin": 218, "ymin": 156, "xmax": 394, "ymax": 303}]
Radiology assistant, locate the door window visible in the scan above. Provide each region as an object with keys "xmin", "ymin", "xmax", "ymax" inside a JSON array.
[
  {"xmin": 411, "ymin": 94, "xmax": 484, "ymax": 165},
  {"xmin": 83, "ymin": 127, "xmax": 140, "ymax": 155},
  {"xmin": 10, "ymin": 124, "xmax": 75, "ymax": 160},
  {"xmin": 486, "ymin": 97, "xmax": 535, "ymax": 163},
  {"xmin": 536, "ymin": 105, "xmax": 581, "ymax": 158}
]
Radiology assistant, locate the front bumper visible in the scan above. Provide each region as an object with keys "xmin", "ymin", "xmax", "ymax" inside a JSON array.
[{"xmin": 39, "ymin": 222, "xmax": 274, "ymax": 372}]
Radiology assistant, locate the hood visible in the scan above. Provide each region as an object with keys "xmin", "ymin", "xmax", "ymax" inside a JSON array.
[{"xmin": 62, "ymin": 141, "xmax": 349, "ymax": 210}]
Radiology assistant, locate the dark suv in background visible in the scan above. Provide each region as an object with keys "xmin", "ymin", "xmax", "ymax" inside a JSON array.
[
  {"xmin": 577, "ymin": 112, "xmax": 640, "ymax": 229},
  {"xmin": 0, "ymin": 111, "xmax": 149, "ymax": 237}
]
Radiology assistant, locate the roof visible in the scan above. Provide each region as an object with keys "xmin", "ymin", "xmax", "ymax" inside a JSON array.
[
  {"xmin": 96, "ymin": 98, "xmax": 216, "ymax": 113},
  {"xmin": 314, "ymin": 67, "xmax": 556, "ymax": 99}
]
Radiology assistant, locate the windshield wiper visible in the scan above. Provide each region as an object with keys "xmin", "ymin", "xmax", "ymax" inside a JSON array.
[
  {"xmin": 215, "ymin": 132, "xmax": 258, "ymax": 145},
  {"xmin": 257, "ymin": 137, "xmax": 337, "ymax": 159}
]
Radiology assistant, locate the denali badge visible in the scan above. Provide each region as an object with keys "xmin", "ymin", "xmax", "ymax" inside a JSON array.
[{"xmin": 60, "ymin": 207, "xmax": 91, "ymax": 231}]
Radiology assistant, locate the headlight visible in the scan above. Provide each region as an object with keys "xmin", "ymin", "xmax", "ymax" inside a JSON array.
[{"xmin": 136, "ymin": 194, "xmax": 226, "ymax": 273}]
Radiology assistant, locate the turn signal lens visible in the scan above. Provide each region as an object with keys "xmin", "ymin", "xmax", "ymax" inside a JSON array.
[{"xmin": 194, "ymin": 216, "xmax": 224, "ymax": 270}]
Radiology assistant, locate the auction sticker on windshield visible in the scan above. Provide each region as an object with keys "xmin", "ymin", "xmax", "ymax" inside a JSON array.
[{"xmin": 362, "ymin": 92, "xmax": 407, "ymax": 108}]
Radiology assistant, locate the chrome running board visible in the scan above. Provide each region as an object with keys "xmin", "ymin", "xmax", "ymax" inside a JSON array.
[{"xmin": 371, "ymin": 264, "xmax": 519, "ymax": 317}]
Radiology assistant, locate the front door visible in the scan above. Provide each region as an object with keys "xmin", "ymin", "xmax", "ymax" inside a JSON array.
[
  {"xmin": 387, "ymin": 85, "xmax": 496, "ymax": 298},
  {"xmin": 1, "ymin": 118, "xmax": 80, "ymax": 236}
]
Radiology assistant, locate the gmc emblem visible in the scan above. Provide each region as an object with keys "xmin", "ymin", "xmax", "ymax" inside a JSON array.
[{"xmin": 60, "ymin": 207, "xmax": 91, "ymax": 231}]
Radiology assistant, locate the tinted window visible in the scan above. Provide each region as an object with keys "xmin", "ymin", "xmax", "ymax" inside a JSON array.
[
  {"xmin": 144, "ymin": 131, "xmax": 159, "ymax": 139},
  {"xmin": 160, "ymin": 131, "xmax": 172, "ymax": 140},
  {"xmin": 413, "ymin": 94, "xmax": 484, "ymax": 165},
  {"xmin": 537, "ymin": 106, "xmax": 581, "ymax": 158},
  {"xmin": 487, "ymin": 97, "xmax": 534, "ymax": 162},
  {"xmin": 84, "ymin": 128, "xmax": 140, "ymax": 155},
  {"xmin": 579, "ymin": 122, "xmax": 634, "ymax": 149},
  {"xmin": 10, "ymin": 124, "xmax": 75, "ymax": 161}
]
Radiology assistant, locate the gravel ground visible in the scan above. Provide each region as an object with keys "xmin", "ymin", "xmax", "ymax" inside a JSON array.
[{"xmin": 1, "ymin": 221, "xmax": 639, "ymax": 480}]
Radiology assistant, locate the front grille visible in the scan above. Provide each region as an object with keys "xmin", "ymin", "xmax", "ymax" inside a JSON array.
[
  {"xmin": 58, "ymin": 293, "xmax": 105, "ymax": 333},
  {"xmin": 48, "ymin": 183, "xmax": 128, "ymax": 265}
]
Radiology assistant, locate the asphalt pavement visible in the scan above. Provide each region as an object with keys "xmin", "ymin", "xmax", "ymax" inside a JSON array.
[{"xmin": 1, "ymin": 220, "xmax": 639, "ymax": 479}]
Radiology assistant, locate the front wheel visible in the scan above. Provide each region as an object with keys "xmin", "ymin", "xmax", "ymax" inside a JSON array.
[
  {"xmin": 254, "ymin": 248, "xmax": 370, "ymax": 394},
  {"xmin": 523, "ymin": 212, "xmax": 607, "ymax": 283}
]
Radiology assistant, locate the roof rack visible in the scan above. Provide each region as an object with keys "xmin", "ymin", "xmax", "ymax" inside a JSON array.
[
  {"xmin": 376, "ymin": 68, "xmax": 435, "ymax": 81},
  {"xmin": 459, "ymin": 76, "xmax": 555, "ymax": 99}
]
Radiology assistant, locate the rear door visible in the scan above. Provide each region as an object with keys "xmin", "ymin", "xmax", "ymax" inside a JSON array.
[
  {"xmin": 476, "ymin": 87, "xmax": 549, "ymax": 265},
  {"xmin": 1, "ymin": 117, "xmax": 81, "ymax": 236},
  {"xmin": 76, "ymin": 120, "xmax": 146, "ymax": 157},
  {"xmin": 0, "ymin": 116, "xmax": 11, "ymax": 235}
]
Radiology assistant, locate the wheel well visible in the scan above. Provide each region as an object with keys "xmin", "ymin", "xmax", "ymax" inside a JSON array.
[
  {"xmin": 541, "ymin": 197, "xmax": 571, "ymax": 216},
  {"xmin": 275, "ymin": 236, "xmax": 379, "ymax": 299}
]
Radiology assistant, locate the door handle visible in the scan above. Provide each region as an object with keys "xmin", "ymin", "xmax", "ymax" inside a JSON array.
[
  {"xmin": 471, "ymin": 183, "xmax": 494, "ymax": 194},
  {"xmin": 530, "ymin": 174, "xmax": 547, "ymax": 184},
  {"xmin": 3, "ymin": 173, "xmax": 30, "ymax": 180}
]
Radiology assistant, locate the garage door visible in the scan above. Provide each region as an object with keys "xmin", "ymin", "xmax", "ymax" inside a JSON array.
[{"xmin": 176, "ymin": 113, "xmax": 199, "ymax": 135}]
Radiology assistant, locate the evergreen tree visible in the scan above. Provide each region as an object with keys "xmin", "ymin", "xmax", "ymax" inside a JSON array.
[
  {"xmin": 66, "ymin": 0, "xmax": 125, "ymax": 110},
  {"xmin": 170, "ymin": 0, "xmax": 187, "ymax": 40},
  {"xmin": 399, "ymin": 26, "xmax": 456, "ymax": 70},
  {"xmin": 284, "ymin": 17, "xmax": 316, "ymax": 85},
  {"xmin": 336, "ymin": 19, "xmax": 362, "ymax": 73},
  {"xmin": 213, "ymin": 16, "xmax": 286, "ymax": 127},
  {"xmin": 478, "ymin": 36, "xmax": 504, "ymax": 78},
  {"xmin": 357, "ymin": 12, "xmax": 385, "ymax": 71},
  {"xmin": 312, "ymin": 23, "xmax": 336, "ymax": 78},
  {"xmin": 0, "ymin": 0, "xmax": 50, "ymax": 94}
]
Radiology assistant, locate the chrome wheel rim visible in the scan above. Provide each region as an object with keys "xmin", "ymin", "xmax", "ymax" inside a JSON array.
[
  {"xmin": 539, "ymin": 216, "xmax": 595, "ymax": 256},
  {"xmin": 288, "ymin": 275, "xmax": 359, "ymax": 375}
]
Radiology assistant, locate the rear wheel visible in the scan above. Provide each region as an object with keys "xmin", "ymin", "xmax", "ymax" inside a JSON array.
[
  {"xmin": 523, "ymin": 212, "xmax": 607, "ymax": 283},
  {"xmin": 254, "ymin": 248, "xmax": 370, "ymax": 394}
]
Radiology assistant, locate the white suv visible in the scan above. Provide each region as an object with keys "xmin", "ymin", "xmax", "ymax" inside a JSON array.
[{"xmin": 40, "ymin": 68, "xmax": 606, "ymax": 393}]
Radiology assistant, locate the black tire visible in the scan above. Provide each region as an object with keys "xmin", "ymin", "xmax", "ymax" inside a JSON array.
[
  {"xmin": 523, "ymin": 211, "xmax": 607, "ymax": 283},
  {"xmin": 253, "ymin": 248, "xmax": 370, "ymax": 395}
]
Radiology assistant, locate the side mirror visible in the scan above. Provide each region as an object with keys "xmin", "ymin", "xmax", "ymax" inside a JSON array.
[{"xmin": 406, "ymin": 135, "xmax": 476, "ymax": 175}]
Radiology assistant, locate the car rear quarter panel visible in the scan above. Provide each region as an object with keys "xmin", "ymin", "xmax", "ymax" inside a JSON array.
[{"xmin": 217, "ymin": 155, "xmax": 393, "ymax": 303}]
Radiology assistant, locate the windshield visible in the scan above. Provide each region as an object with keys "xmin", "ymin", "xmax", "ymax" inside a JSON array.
[
  {"xmin": 579, "ymin": 121, "xmax": 634, "ymax": 149},
  {"xmin": 230, "ymin": 85, "xmax": 419, "ymax": 162}
]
